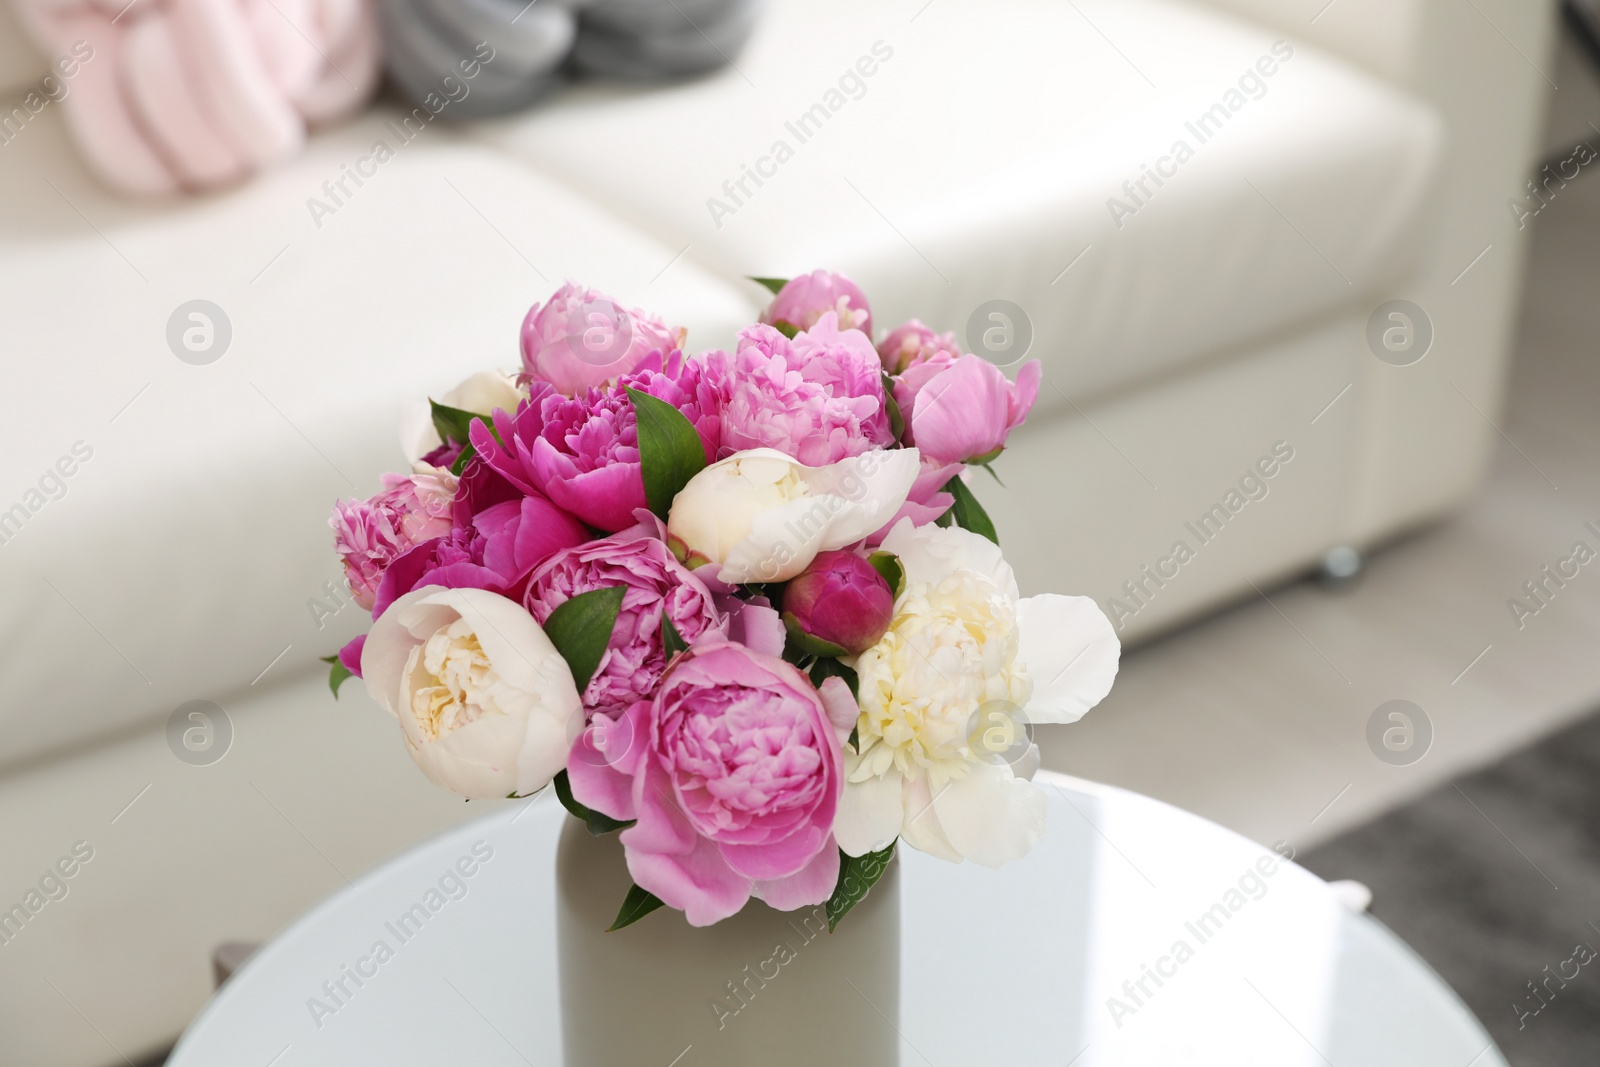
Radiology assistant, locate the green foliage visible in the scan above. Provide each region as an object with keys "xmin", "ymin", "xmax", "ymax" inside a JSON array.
[
  {"xmin": 543, "ymin": 586, "xmax": 627, "ymax": 693},
  {"xmin": 628, "ymin": 387, "xmax": 709, "ymax": 520},
  {"xmin": 609, "ymin": 883, "xmax": 667, "ymax": 931},
  {"xmin": 826, "ymin": 843, "xmax": 897, "ymax": 931}
]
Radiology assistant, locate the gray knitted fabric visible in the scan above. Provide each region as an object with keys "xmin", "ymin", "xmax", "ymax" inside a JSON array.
[
  {"xmin": 572, "ymin": 0, "xmax": 760, "ymax": 80},
  {"xmin": 379, "ymin": 0, "xmax": 576, "ymax": 118},
  {"xmin": 379, "ymin": 0, "xmax": 760, "ymax": 118}
]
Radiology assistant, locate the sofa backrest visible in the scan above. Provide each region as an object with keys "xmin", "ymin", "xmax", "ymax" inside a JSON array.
[{"xmin": 1199, "ymin": 0, "xmax": 1429, "ymax": 84}]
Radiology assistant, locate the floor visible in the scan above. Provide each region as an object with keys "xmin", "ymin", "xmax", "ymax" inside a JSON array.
[
  {"xmin": 1301, "ymin": 704, "xmax": 1600, "ymax": 1066},
  {"xmin": 1038, "ymin": 31, "xmax": 1600, "ymax": 859}
]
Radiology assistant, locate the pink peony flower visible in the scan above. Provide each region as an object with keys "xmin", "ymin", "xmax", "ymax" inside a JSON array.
[
  {"xmin": 876, "ymin": 318, "xmax": 961, "ymax": 375},
  {"xmin": 450, "ymin": 453, "xmax": 522, "ymax": 527},
  {"xmin": 883, "ymin": 455, "xmax": 964, "ymax": 534},
  {"xmin": 895, "ymin": 355, "xmax": 1043, "ymax": 466},
  {"xmin": 568, "ymin": 638, "xmax": 858, "ymax": 926},
  {"xmin": 702, "ymin": 316, "xmax": 893, "ymax": 466},
  {"xmin": 524, "ymin": 530, "xmax": 726, "ymax": 718},
  {"xmin": 782, "ymin": 550, "xmax": 895, "ymax": 655},
  {"xmin": 419, "ymin": 438, "xmax": 465, "ymax": 472},
  {"xmin": 473, "ymin": 351, "xmax": 718, "ymax": 533},
  {"xmin": 337, "ymin": 633, "xmax": 366, "ymax": 678},
  {"xmin": 762, "ymin": 269, "xmax": 872, "ymax": 336},
  {"xmin": 371, "ymin": 494, "xmax": 588, "ymax": 617},
  {"xmin": 521, "ymin": 282, "xmax": 686, "ymax": 396},
  {"xmin": 331, "ymin": 469, "xmax": 457, "ymax": 611}
]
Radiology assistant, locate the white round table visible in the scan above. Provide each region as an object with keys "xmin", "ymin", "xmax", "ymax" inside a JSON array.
[{"xmin": 168, "ymin": 771, "xmax": 1504, "ymax": 1066}]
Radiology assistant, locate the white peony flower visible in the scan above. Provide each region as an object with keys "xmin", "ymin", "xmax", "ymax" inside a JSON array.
[
  {"xmin": 361, "ymin": 587, "xmax": 581, "ymax": 799},
  {"xmin": 400, "ymin": 370, "xmax": 526, "ymax": 463},
  {"xmin": 666, "ymin": 447, "xmax": 920, "ymax": 583},
  {"xmin": 834, "ymin": 521, "xmax": 1120, "ymax": 867}
]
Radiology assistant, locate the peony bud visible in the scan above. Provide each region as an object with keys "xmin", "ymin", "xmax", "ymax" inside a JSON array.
[
  {"xmin": 782, "ymin": 550, "xmax": 895, "ymax": 655},
  {"xmin": 897, "ymin": 355, "xmax": 1042, "ymax": 466},
  {"xmin": 876, "ymin": 319, "xmax": 959, "ymax": 375},
  {"xmin": 761, "ymin": 270, "xmax": 872, "ymax": 336},
  {"xmin": 521, "ymin": 282, "xmax": 685, "ymax": 396}
]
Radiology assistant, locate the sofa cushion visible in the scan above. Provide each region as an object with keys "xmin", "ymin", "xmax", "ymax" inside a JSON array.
[
  {"xmin": 477, "ymin": 0, "xmax": 1442, "ymax": 405},
  {"xmin": 0, "ymin": 106, "xmax": 756, "ymax": 769}
]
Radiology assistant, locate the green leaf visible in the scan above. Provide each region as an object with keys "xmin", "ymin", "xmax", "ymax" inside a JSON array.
[
  {"xmin": 847, "ymin": 725, "xmax": 860, "ymax": 751},
  {"xmin": 320, "ymin": 654, "xmax": 353, "ymax": 698},
  {"xmin": 967, "ymin": 446, "xmax": 1005, "ymax": 465},
  {"xmin": 449, "ymin": 441, "xmax": 477, "ymax": 476},
  {"xmin": 661, "ymin": 614, "xmax": 688, "ymax": 657},
  {"xmin": 748, "ymin": 276, "xmax": 790, "ymax": 295},
  {"xmin": 826, "ymin": 843, "xmax": 896, "ymax": 931},
  {"xmin": 808, "ymin": 657, "xmax": 859, "ymax": 703},
  {"xmin": 783, "ymin": 611, "xmax": 850, "ymax": 659},
  {"xmin": 881, "ymin": 373, "xmax": 905, "ymax": 442},
  {"xmin": 543, "ymin": 585, "xmax": 627, "ymax": 693},
  {"xmin": 627, "ymin": 387, "xmax": 709, "ymax": 521},
  {"xmin": 553, "ymin": 770, "xmax": 636, "ymax": 836},
  {"xmin": 867, "ymin": 551, "xmax": 904, "ymax": 599},
  {"xmin": 941, "ymin": 476, "xmax": 999, "ymax": 544},
  {"xmin": 772, "ymin": 321, "xmax": 800, "ymax": 339},
  {"xmin": 431, "ymin": 399, "xmax": 484, "ymax": 446},
  {"xmin": 608, "ymin": 883, "xmax": 667, "ymax": 931}
]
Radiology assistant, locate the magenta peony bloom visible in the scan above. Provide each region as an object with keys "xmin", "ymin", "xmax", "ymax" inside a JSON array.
[
  {"xmin": 419, "ymin": 439, "xmax": 465, "ymax": 471},
  {"xmin": 337, "ymin": 633, "xmax": 366, "ymax": 678},
  {"xmin": 521, "ymin": 282, "xmax": 686, "ymax": 396},
  {"xmin": 450, "ymin": 453, "xmax": 521, "ymax": 527},
  {"xmin": 371, "ymin": 494, "xmax": 588, "ymax": 617},
  {"xmin": 895, "ymin": 355, "xmax": 1043, "ymax": 465},
  {"xmin": 568, "ymin": 639, "xmax": 858, "ymax": 926},
  {"xmin": 876, "ymin": 318, "xmax": 961, "ymax": 375},
  {"xmin": 473, "ymin": 351, "xmax": 718, "ymax": 533},
  {"xmin": 524, "ymin": 531, "xmax": 726, "ymax": 718},
  {"xmin": 702, "ymin": 316, "xmax": 893, "ymax": 466},
  {"xmin": 762, "ymin": 269, "xmax": 872, "ymax": 336},
  {"xmin": 331, "ymin": 470, "xmax": 457, "ymax": 611},
  {"xmin": 782, "ymin": 550, "xmax": 895, "ymax": 655}
]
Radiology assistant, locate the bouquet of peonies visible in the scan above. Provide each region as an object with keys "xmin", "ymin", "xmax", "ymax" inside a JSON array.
[{"xmin": 326, "ymin": 271, "xmax": 1120, "ymax": 929}]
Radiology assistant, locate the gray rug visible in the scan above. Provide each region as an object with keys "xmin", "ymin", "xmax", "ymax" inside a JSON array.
[{"xmin": 1302, "ymin": 711, "xmax": 1600, "ymax": 1066}]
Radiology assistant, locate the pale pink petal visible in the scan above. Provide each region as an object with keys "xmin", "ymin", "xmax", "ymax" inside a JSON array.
[
  {"xmin": 729, "ymin": 601, "xmax": 786, "ymax": 657},
  {"xmin": 817, "ymin": 676, "xmax": 860, "ymax": 739},
  {"xmin": 566, "ymin": 702, "xmax": 650, "ymax": 821},
  {"xmin": 626, "ymin": 833, "xmax": 752, "ymax": 927},
  {"xmin": 753, "ymin": 839, "xmax": 841, "ymax": 912}
]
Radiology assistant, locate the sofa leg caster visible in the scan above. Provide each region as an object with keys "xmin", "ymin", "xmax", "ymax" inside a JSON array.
[{"xmin": 1317, "ymin": 545, "xmax": 1364, "ymax": 588}]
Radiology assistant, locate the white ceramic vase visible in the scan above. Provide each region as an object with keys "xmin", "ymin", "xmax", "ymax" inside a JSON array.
[{"xmin": 556, "ymin": 818, "xmax": 901, "ymax": 1066}]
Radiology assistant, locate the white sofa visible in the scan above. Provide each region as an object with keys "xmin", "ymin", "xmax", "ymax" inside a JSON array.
[{"xmin": 0, "ymin": 0, "xmax": 1554, "ymax": 1062}]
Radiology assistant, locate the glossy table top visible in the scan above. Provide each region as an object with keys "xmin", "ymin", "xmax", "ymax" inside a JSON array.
[{"xmin": 169, "ymin": 771, "xmax": 1505, "ymax": 1066}]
